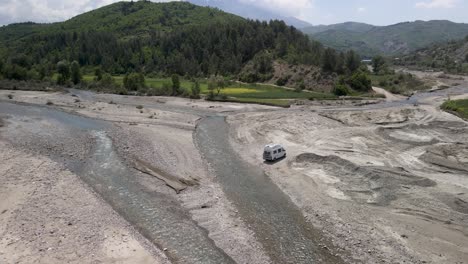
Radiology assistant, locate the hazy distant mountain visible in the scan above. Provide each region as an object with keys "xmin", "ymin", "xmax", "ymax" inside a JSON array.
[
  {"xmin": 302, "ymin": 22, "xmax": 375, "ymax": 35},
  {"xmin": 188, "ymin": 0, "xmax": 312, "ymax": 29},
  {"xmin": 303, "ymin": 20, "xmax": 468, "ymax": 56}
]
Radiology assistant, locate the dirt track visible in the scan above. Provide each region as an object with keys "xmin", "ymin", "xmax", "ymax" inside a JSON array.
[{"xmin": 1, "ymin": 77, "xmax": 468, "ymax": 263}]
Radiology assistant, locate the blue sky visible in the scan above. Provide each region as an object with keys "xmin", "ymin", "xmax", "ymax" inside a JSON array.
[{"xmin": 0, "ymin": 0, "xmax": 466, "ymax": 26}]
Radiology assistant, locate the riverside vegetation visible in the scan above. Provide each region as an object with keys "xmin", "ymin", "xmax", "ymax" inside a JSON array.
[{"xmin": 0, "ymin": 1, "xmax": 431, "ymax": 106}]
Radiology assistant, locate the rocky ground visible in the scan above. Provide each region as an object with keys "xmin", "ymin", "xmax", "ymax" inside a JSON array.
[
  {"xmin": 1, "ymin": 77, "xmax": 467, "ymax": 263},
  {"xmin": 0, "ymin": 90, "xmax": 273, "ymax": 263},
  {"xmin": 0, "ymin": 128, "xmax": 168, "ymax": 264},
  {"xmin": 228, "ymin": 84, "xmax": 468, "ymax": 263}
]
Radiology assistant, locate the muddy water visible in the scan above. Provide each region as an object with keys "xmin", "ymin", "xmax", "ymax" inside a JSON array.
[
  {"xmin": 0, "ymin": 102, "xmax": 234, "ymax": 264},
  {"xmin": 195, "ymin": 116, "xmax": 344, "ymax": 264}
]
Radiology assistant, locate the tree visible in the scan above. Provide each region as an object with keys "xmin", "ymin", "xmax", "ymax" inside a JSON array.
[
  {"xmin": 3, "ymin": 64, "xmax": 28, "ymax": 80},
  {"xmin": 57, "ymin": 60, "xmax": 70, "ymax": 85},
  {"xmin": 372, "ymin": 56, "xmax": 387, "ymax": 74},
  {"xmin": 465, "ymin": 54, "xmax": 468, "ymax": 63},
  {"xmin": 253, "ymin": 51, "xmax": 273, "ymax": 75},
  {"xmin": 171, "ymin": 74, "xmax": 180, "ymax": 96},
  {"xmin": 207, "ymin": 75, "xmax": 217, "ymax": 99},
  {"xmin": 70, "ymin": 61, "xmax": 82, "ymax": 85},
  {"xmin": 348, "ymin": 71, "xmax": 372, "ymax": 92},
  {"xmin": 94, "ymin": 67, "xmax": 103, "ymax": 81},
  {"xmin": 190, "ymin": 81, "xmax": 201, "ymax": 99},
  {"xmin": 215, "ymin": 76, "xmax": 225, "ymax": 96},
  {"xmin": 100, "ymin": 73, "xmax": 115, "ymax": 87},
  {"xmin": 123, "ymin": 72, "xmax": 145, "ymax": 91},
  {"xmin": 345, "ymin": 50, "xmax": 361, "ymax": 73},
  {"xmin": 333, "ymin": 84, "xmax": 350, "ymax": 96},
  {"xmin": 322, "ymin": 48, "xmax": 337, "ymax": 72}
]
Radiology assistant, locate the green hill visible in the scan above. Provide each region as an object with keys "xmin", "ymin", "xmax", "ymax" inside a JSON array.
[
  {"xmin": 396, "ymin": 36, "xmax": 468, "ymax": 74},
  {"xmin": 0, "ymin": 1, "xmax": 241, "ymax": 43},
  {"xmin": 304, "ymin": 20, "xmax": 468, "ymax": 56},
  {"xmin": 0, "ymin": 1, "xmax": 331, "ymax": 78}
]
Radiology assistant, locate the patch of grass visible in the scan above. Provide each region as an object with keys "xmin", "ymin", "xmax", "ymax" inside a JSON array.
[
  {"xmin": 441, "ymin": 99, "xmax": 468, "ymax": 119},
  {"xmin": 81, "ymin": 74, "xmax": 337, "ymax": 106},
  {"xmin": 202, "ymin": 83, "xmax": 333, "ymax": 100}
]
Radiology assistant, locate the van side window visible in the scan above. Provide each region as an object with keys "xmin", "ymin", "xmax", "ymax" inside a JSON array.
[
  {"xmin": 278, "ymin": 149, "xmax": 282, "ymax": 153},
  {"xmin": 273, "ymin": 150, "xmax": 277, "ymax": 154}
]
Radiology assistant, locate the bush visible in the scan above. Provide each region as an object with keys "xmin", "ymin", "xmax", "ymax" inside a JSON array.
[
  {"xmin": 123, "ymin": 72, "xmax": 145, "ymax": 91},
  {"xmin": 348, "ymin": 71, "xmax": 372, "ymax": 92},
  {"xmin": 276, "ymin": 76, "xmax": 290, "ymax": 86},
  {"xmin": 190, "ymin": 81, "xmax": 201, "ymax": 99},
  {"xmin": 136, "ymin": 105, "xmax": 143, "ymax": 110},
  {"xmin": 333, "ymin": 84, "xmax": 351, "ymax": 96},
  {"xmin": 171, "ymin": 74, "xmax": 181, "ymax": 96},
  {"xmin": 57, "ymin": 60, "xmax": 70, "ymax": 85}
]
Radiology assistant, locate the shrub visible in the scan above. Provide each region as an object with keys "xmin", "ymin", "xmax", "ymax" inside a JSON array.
[
  {"xmin": 190, "ymin": 81, "xmax": 201, "ymax": 99},
  {"xmin": 333, "ymin": 84, "xmax": 351, "ymax": 96},
  {"xmin": 171, "ymin": 74, "xmax": 181, "ymax": 96},
  {"xmin": 136, "ymin": 105, "xmax": 143, "ymax": 110},
  {"xmin": 348, "ymin": 71, "xmax": 372, "ymax": 92},
  {"xmin": 7, "ymin": 94, "xmax": 13, "ymax": 99},
  {"xmin": 46, "ymin": 100, "xmax": 54, "ymax": 105},
  {"xmin": 276, "ymin": 76, "xmax": 290, "ymax": 86},
  {"xmin": 123, "ymin": 73, "xmax": 145, "ymax": 91}
]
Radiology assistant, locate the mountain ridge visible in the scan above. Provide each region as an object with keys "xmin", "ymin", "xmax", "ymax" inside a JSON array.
[
  {"xmin": 303, "ymin": 20, "xmax": 468, "ymax": 56},
  {"xmin": 188, "ymin": 0, "xmax": 312, "ymax": 28}
]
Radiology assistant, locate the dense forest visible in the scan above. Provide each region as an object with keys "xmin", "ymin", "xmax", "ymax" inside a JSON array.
[{"xmin": 0, "ymin": 1, "xmax": 367, "ymax": 96}]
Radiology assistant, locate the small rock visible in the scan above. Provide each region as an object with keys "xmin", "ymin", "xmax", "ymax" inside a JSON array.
[{"xmin": 163, "ymin": 248, "xmax": 168, "ymax": 251}]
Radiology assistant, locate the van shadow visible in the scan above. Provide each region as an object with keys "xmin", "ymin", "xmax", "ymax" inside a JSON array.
[{"xmin": 263, "ymin": 155, "xmax": 287, "ymax": 165}]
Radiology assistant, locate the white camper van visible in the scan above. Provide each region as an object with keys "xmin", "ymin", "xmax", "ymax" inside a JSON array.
[{"xmin": 263, "ymin": 144, "xmax": 286, "ymax": 161}]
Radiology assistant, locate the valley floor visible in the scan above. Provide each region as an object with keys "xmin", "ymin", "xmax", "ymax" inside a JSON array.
[{"xmin": 0, "ymin": 74, "xmax": 467, "ymax": 263}]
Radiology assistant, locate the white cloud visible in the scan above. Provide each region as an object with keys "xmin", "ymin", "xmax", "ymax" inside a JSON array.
[
  {"xmin": 415, "ymin": 0, "xmax": 459, "ymax": 8},
  {"xmin": 238, "ymin": 0, "xmax": 314, "ymax": 18},
  {"xmin": 0, "ymin": 0, "xmax": 177, "ymax": 25},
  {"xmin": 357, "ymin": 7, "xmax": 366, "ymax": 12}
]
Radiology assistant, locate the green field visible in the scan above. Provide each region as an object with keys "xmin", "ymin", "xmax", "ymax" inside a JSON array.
[
  {"xmin": 441, "ymin": 99, "xmax": 468, "ymax": 119},
  {"xmin": 81, "ymin": 75, "xmax": 334, "ymax": 107}
]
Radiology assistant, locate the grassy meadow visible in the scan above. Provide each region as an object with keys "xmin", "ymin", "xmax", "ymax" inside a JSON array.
[
  {"xmin": 441, "ymin": 99, "xmax": 468, "ymax": 119},
  {"xmin": 81, "ymin": 74, "xmax": 334, "ymax": 107}
]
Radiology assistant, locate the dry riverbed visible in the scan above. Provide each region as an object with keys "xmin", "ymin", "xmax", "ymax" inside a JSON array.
[
  {"xmin": 0, "ymin": 90, "xmax": 273, "ymax": 264},
  {"xmin": 228, "ymin": 91, "xmax": 468, "ymax": 263},
  {"xmin": 1, "ymin": 84, "xmax": 468, "ymax": 263}
]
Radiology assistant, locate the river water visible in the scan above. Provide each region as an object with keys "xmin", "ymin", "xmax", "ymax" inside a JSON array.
[
  {"xmin": 195, "ymin": 116, "xmax": 344, "ymax": 264},
  {"xmin": 0, "ymin": 102, "xmax": 234, "ymax": 264}
]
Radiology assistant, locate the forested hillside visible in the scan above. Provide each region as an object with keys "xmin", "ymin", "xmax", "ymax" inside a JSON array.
[
  {"xmin": 396, "ymin": 36, "xmax": 468, "ymax": 74},
  {"xmin": 305, "ymin": 20, "xmax": 468, "ymax": 56},
  {"xmin": 0, "ymin": 1, "xmax": 341, "ymax": 80}
]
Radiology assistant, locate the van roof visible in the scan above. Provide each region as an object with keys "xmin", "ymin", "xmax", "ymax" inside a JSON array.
[{"xmin": 265, "ymin": 144, "xmax": 282, "ymax": 149}]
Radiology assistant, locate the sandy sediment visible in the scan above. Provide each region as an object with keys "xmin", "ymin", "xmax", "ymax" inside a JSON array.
[
  {"xmin": 0, "ymin": 141, "xmax": 168, "ymax": 264},
  {"xmin": 2, "ymin": 84, "xmax": 468, "ymax": 264},
  {"xmin": 227, "ymin": 103, "xmax": 468, "ymax": 263},
  {"xmin": 0, "ymin": 89, "xmax": 273, "ymax": 263}
]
